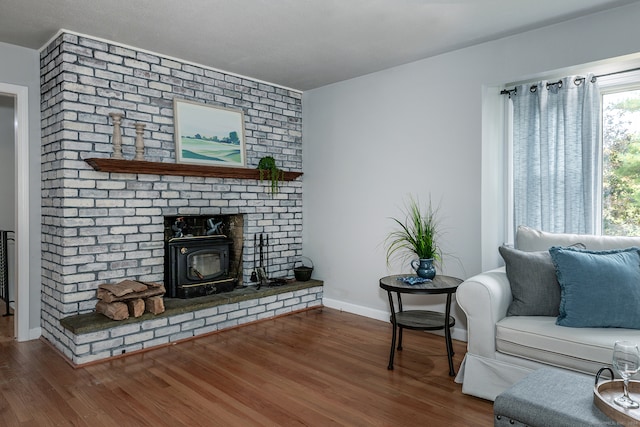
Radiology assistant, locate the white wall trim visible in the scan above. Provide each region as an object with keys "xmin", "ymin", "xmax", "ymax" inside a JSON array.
[
  {"xmin": 322, "ymin": 297, "xmax": 468, "ymax": 342},
  {"xmin": 323, "ymin": 297, "xmax": 389, "ymax": 322},
  {"xmin": 0, "ymin": 82, "xmax": 30, "ymax": 342}
]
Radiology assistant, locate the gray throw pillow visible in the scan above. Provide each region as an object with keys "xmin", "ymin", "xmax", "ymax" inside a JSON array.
[{"xmin": 499, "ymin": 245, "xmax": 561, "ymax": 316}]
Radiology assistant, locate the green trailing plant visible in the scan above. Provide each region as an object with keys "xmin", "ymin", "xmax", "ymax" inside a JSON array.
[
  {"xmin": 257, "ymin": 156, "xmax": 284, "ymax": 196},
  {"xmin": 385, "ymin": 195, "xmax": 442, "ymax": 267}
]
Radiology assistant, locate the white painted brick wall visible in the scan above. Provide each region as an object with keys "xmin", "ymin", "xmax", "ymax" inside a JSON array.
[{"xmin": 40, "ymin": 32, "xmax": 306, "ymax": 362}]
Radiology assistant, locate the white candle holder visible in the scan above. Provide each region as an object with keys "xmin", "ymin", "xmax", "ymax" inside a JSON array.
[
  {"xmin": 108, "ymin": 112, "xmax": 124, "ymax": 159},
  {"xmin": 134, "ymin": 122, "xmax": 146, "ymax": 161}
]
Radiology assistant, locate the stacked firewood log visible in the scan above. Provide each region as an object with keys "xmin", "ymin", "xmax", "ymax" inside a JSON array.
[{"xmin": 95, "ymin": 280, "xmax": 166, "ymax": 320}]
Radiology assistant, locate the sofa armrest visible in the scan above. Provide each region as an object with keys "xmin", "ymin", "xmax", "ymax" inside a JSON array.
[{"xmin": 456, "ymin": 267, "xmax": 511, "ymax": 358}]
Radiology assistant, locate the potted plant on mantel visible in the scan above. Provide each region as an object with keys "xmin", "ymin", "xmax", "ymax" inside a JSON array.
[
  {"xmin": 384, "ymin": 195, "xmax": 442, "ymax": 279},
  {"xmin": 257, "ymin": 156, "xmax": 284, "ymax": 196}
]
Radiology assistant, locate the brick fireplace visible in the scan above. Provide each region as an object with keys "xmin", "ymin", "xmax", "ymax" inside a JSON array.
[{"xmin": 39, "ymin": 32, "xmax": 321, "ymax": 364}]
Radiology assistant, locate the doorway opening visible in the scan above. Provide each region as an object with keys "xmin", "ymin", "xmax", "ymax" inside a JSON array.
[
  {"xmin": 0, "ymin": 82, "xmax": 30, "ymax": 342},
  {"xmin": 0, "ymin": 94, "xmax": 15, "ymax": 339}
]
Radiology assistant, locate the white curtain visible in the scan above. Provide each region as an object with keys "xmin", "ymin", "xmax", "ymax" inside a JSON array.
[{"xmin": 512, "ymin": 74, "xmax": 600, "ymax": 235}]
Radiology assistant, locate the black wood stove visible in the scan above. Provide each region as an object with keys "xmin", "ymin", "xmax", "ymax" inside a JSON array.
[{"xmin": 165, "ymin": 235, "xmax": 236, "ymax": 298}]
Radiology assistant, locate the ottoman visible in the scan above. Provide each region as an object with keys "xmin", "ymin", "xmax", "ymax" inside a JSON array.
[{"xmin": 493, "ymin": 368, "xmax": 621, "ymax": 427}]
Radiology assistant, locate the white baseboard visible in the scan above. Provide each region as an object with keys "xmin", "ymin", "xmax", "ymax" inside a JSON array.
[
  {"xmin": 322, "ymin": 297, "xmax": 468, "ymax": 342},
  {"xmin": 322, "ymin": 297, "xmax": 389, "ymax": 322}
]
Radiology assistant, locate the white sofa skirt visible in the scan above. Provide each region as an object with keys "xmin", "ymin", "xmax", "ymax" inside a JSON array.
[{"xmin": 456, "ymin": 352, "xmax": 547, "ymax": 401}]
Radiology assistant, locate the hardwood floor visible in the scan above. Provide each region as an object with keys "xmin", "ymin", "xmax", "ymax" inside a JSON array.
[
  {"xmin": 0, "ymin": 306, "xmax": 493, "ymax": 426},
  {"xmin": 0, "ymin": 303, "xmax": 13, "ymax": 344}
]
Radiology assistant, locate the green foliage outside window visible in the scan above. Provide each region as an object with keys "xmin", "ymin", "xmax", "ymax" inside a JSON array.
[{"xmin": 603, "ymin": 94, "xmax": 640, "ymax": 236}]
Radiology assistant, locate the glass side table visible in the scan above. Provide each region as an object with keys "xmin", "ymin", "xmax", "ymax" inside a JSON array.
[{"xmin": 379, "ymin": 274, "xmax": 462, "ymax": 376}]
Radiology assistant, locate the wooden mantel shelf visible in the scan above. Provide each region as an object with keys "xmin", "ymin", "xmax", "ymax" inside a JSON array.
[{"xmin": 85, "ymin": 158, "xmax": 303, "ymax": 180}]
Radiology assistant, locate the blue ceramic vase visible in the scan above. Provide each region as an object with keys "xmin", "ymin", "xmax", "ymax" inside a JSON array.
[{"xmin": 410, "ymin": 258, "xmax": 436, "ymax": 279}]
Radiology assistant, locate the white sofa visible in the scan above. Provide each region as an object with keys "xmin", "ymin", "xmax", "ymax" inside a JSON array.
[{"xmin": 454, "ymin": 226, "xmax": 640, "ymax": 401}]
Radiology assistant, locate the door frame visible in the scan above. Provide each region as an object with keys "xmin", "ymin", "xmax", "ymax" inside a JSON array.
[{"xmin": 0, "ymin": 83, "xmax": 30, "ymax": 341}]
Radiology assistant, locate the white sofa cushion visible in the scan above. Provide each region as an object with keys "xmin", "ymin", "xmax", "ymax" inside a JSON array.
[
  {"xmin": 515, "ymin": 225, "xmax": 640, "ymax": 252},
  {"xmin": 496, "ymin": 316, "xmax": 640, "ymax": 374}
]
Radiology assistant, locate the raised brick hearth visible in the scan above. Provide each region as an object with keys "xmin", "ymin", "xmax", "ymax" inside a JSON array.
[
  {"xmin": 61, "ymin": 281, "xmax": 323, "ymax": 365},
  {"xmin": 39, "ymin": 32, "xmax": 317, "ymax": 364}
]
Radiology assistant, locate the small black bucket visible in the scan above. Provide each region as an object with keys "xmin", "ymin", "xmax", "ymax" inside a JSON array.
[{"xmin": 293, "ymin": 257, "xmax": 314, "ymax": 281}]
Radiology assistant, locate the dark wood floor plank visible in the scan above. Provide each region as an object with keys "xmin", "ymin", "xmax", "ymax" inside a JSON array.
[{"xmin": 0, "ymin": 306, "xmax": 493, "ymax": 426}]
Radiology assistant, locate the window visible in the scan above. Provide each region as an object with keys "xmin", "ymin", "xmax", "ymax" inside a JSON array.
[
  {"xmin": 508, "ymin": 70, "xmax": 640, "ymax": 237},
  {"xmin": 602, "ymin": 87, "xmax": 640, "ymax": 236}
]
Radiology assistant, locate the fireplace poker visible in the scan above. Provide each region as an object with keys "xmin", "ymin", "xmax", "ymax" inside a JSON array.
[
  {"xmin": 259, "ymin": 233, "xmax": 264, "ymax": 271},
  {"xmin": 250, "ymin": 234, "xmax": 258, "ymax": 283},
  {"xmin": 264, "ymin": 235, "xmax": 286, "ymax": 287},
  {"xmin": 265, "ymin": 234, "xmax": 269, "ymax": 278},
  {"xmin": 257, "ymin": 233, "xmax": 266, "ymax": 289}
]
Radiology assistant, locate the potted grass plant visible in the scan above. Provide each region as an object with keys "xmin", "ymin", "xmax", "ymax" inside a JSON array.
[{"xmin": 385, "ymin": 195, "xmax": 442, "ymax": 279}]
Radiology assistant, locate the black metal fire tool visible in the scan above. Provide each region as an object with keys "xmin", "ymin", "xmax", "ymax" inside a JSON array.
[
  {"xmin": 250, "ymin": 234, "xmax": 258, "ymax": 283},
  {"xmin": 257, "ymin": 234, "xmax": 266, "ymax": 289}
]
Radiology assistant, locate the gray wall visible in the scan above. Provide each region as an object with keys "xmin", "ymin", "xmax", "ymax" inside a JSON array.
[
  {"xmin": 0, "ymin": 41, "xmax": 41, "ymax": 335},
  {"xmin": 303, "ymin": 2, "xmax": 640, "ymax": 340},
  {"xmin": 0, "ymin": 96, "xmax": 16, "ymax": 305},
  {"xmin": 0, "ymin": 96, "xmax": 15, "ymax": 230}
]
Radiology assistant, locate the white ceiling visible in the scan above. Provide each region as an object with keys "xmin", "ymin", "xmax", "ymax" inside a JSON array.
[{"xmin": 1, "ymin": 0, "xmax": 639, "ymax": 90}]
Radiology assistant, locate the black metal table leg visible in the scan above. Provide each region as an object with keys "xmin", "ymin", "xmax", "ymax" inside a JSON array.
[
  {"xmin": 444, "ymin": 293, "xmax": 455, "ymax": 376},
  {"xmin": 388, "ymin": 325, "xmax": 397, "ymax": 370},
  {"xmin": 387, "ymin": 290, "xmax": 396, "ymax": 370},
  {"xmin": 396, "ymin": 292, "xmax": 403, "ymax": 350}
]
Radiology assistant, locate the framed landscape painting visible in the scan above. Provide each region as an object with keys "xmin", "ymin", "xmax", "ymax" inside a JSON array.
[{"xmin": 174, "ymin": 99, "xmax": 246, "ymax": 167}]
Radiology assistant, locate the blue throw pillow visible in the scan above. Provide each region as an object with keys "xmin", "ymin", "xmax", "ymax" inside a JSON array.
[{"xmin": 549, "ymin": 246, "xmax": 640, "ymax": 328}]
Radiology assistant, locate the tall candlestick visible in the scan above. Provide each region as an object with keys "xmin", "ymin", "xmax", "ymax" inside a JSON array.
[
  {"xmin": 134, "ymin": 122, "xmax": 146, "ymax": 161},
  {"xmin": 109, "ymin": 112, "xmax": 124, "ymax": 159}
]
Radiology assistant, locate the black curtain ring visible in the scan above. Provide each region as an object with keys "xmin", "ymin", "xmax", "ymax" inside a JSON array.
[{"xmin": 545, "ymin": 80, "xmax": 563, "ymax": 91}]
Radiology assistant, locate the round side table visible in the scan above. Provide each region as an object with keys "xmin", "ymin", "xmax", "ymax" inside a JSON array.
[{"xmin": 379, "ymin": 274, "xmax": 462, "ymax": 376}]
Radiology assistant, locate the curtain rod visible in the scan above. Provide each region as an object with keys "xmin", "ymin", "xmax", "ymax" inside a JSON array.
[{"xmin": 500, "ymin": 66, "xmax": 640, "ymax": 96}]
